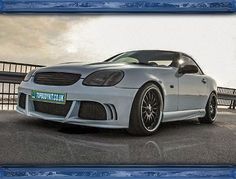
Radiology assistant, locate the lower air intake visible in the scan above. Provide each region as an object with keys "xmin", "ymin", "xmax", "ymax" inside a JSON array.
[
  {"xmin": 19, "ymin": 93, "xmax": 26, "ymax": 109},
  {"xmin": 33, "ymin": 101, "xmax": 72, "ymax": 117},
  {"xmin": 79, "ymin": 101, "xmax": 107, "ymax": 120}
]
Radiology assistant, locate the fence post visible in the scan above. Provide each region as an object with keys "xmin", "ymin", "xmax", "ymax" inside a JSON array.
[
  {"xmin": 233, "ymin": 89, "xmax": 236, "ymax": 110},
  {"xmin": 229, "ymin": 100, "xmax": 232, "ymax": 109}
]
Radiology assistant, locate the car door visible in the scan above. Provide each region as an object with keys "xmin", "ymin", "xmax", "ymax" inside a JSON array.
[
  {"xmin": 161, "ymin": 67, "xmax": 179, "ymax": 112},
  {"xmin": 178, "ymin": 55, "xmax": 208, "ymax": 111}
]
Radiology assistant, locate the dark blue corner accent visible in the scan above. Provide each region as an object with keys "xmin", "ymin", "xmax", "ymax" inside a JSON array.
[
  {"xmin": 0, "ymin": 0, "xmax": 236, "ymax": 13},
  {"xmin": 0, "ymin": 166, "xmax": 236, "ymax": 179},
  {"xmin": 0, "ymin": 0, "xmax": 3, "ymax": 12}
]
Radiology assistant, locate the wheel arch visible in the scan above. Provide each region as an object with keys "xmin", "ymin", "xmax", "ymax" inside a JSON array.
[
  {"xmin": 208, "ymin": 90, "xmax": 217, "ymax": 100},
  {"xmin": 138, "ymin": 80, "xmax": 165, "ymax": 106},
  {"xmin": 148, "ymin": 81, "xmax": 164, "ymax": 98},
  {"xmin": 211, "ymin": 90, "xmax": 217, "ymax": 95}
]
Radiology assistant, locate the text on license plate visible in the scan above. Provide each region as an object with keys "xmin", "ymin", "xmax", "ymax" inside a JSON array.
[{"xmin": 31, "ymin": 90, "xmax": 66, "ymax": 104}]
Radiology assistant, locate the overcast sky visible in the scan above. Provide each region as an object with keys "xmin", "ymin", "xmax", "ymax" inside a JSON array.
[{"xmin": 0, "ymin": 15, "xmax": 235, "ymax": 88}]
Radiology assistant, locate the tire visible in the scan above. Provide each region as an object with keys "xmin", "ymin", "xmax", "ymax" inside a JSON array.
[
  {"xmin": 199, "ymin": 92, "xmax": 217, "ymax": 124},
  {"xmin": 127, "ymin": 83, "xmax": 164, "ymax": 136}
]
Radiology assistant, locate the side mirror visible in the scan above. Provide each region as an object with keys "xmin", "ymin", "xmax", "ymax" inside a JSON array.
[{"xmin": 178, "ymin": 65, "xmax": 198, "ymax": 74}]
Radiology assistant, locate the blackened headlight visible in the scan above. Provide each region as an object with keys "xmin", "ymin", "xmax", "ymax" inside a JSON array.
[
  {"xmin": 83, "ymin": 70, "xmax": 124, "ymax": 86},
  {"xmin": 24, "ymin": 69, "xmax": 37, "ymax": 82}
]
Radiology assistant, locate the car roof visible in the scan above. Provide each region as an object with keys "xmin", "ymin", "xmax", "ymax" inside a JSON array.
[{"xmin": 125, "ymin": 50, "xmax": 181, "ymax": 54}]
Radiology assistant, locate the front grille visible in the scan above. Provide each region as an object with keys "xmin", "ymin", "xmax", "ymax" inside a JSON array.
[
  {"xmin": 79, "ymin": 101, "xmax": 107, "ymax": 120},
  {"xmin": 19, "ymin": 93, "xmax": 26, "ymax": 109},
  {"xmin": 34, "ymin": 72, "xmax": 81, "ymax": 86},
  {"xmin": 33, "ymin": 101, "xmax": 72, "ymax": 117}
]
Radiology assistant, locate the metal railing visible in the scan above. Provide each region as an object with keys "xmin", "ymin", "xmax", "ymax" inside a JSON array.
[
  {"xmin": 217, "ymin": 87, "xmax": 236, "ymax": 109},
  {"xmin": 0, "ymin": 61, "xmax": 44, "ymax": 110},
  {"xmin": 0, "ymin": 61, "xmax": 235, "ymax": 110}
]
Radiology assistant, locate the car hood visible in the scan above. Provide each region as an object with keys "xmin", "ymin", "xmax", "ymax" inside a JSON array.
[{"xmin": 35, "ymin": 62, "xmax": 171, "ymax": 78}]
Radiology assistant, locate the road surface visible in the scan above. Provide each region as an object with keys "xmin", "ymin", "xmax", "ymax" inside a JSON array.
[{"xmin": 0, "ymin": 109, "xmax": 235, "ymax": 165}]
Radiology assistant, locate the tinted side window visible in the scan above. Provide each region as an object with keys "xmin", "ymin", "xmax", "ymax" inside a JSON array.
[{"xmin": 181, "ymin": 56, "xmax": 203, "ymax": 75}]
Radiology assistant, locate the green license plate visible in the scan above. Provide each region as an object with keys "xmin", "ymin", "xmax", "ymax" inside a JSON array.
[{"xmin": 31, "ymin": 90, "xmax": 66, "ymax": 104}]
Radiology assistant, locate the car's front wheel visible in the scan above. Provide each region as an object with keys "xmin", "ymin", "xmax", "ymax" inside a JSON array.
[
  {"xmin": 128, "ymin": 83, "xmax": 163, "ymax": 136},
  {"xmin": 199, "ymin": 92, "xmax": 217, "ymax": 124}
]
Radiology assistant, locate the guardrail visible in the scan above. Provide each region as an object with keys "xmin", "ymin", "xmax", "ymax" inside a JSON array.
[
  {"xmin": 0, "ymin": 61, "xmax": 235, "ymax": 110},
  {"xmin": 0, "ymin": 61, "xmax": 44, "ymax": 110},
  {"xmin": 217, "ymin": 87, "xmax": 236, "ymax": 109}
]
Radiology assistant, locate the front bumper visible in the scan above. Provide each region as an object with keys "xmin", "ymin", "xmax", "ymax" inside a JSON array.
[{"xmin": 16, "ymin": 79, "xmax": 139, "ymax": 129}]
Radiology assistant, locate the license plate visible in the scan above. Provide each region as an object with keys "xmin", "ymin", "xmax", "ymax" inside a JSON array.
[{"xmin": 31, "ymin": 90, "xmax": 66, "ymax": 104}]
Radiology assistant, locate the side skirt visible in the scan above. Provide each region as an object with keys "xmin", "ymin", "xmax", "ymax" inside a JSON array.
[{"xmin": 162, "ymin": 109, "xmax": 206, "ymax": 123}]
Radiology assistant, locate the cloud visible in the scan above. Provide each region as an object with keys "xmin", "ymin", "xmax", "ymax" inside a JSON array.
[
  {"xmin": 0, "ymin": 15, "xmax": 235, "ymax": 88},
  {"xmin": 0, "ymin": 15, "xmax": 97, "ymax": 64}
]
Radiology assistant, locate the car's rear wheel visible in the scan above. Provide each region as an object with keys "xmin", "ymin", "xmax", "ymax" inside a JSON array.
[
  {"xmin": 199, "ymin": 92, "xmax": 217, "ymax": 124},
  {"xmin": 128, "ymin": 83, "xmax": 163, "ymax": 136}
]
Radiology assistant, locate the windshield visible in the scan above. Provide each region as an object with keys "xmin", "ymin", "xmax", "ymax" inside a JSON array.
[{"xmin": 106, "ymin": 51, "xmax": 180, "ymax": 67}]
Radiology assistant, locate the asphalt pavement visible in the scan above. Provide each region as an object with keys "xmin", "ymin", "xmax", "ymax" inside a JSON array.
[{"xmin": 0, "ymin": 109, "xmax": 236, "ymax": 165}]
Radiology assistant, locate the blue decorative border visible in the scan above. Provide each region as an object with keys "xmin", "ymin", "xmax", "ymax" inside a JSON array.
[
  {"xmin": 0, "ymin": 0, "xmax": 236, "ymax": 178},
  {"xmin": 0, "ymin": 0, "xmax": 236, "ymax": 13},
  {"xmin": 0, "ymin": 166, "xmax": 236, "ymax": 178}
]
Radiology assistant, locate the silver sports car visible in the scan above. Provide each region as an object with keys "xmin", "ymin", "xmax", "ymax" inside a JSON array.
[{"xmin": 17, "ymin": 50, "xmax": 217, "ymax": 135}]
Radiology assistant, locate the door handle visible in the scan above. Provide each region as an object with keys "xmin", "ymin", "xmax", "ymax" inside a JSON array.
[{"xmin": 202, "ymin": 78, "xmax": 207, "ymax": 84}]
